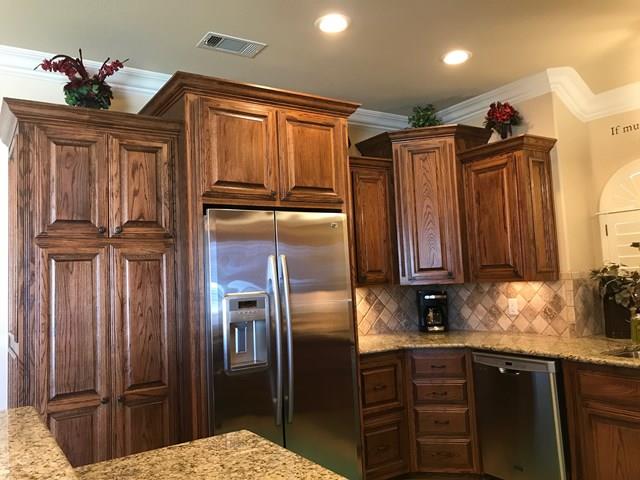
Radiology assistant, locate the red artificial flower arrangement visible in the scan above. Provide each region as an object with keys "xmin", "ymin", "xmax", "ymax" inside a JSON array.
[
  {"xmin": 36, "ymin": 49, "xmax": 128, "ymax": 110},
  {"xmin": 484, "ymin": 101, "xmax": 522, "ymax": 139}
]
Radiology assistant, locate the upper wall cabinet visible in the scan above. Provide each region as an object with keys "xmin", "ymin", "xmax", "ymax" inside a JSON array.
[
  {"xmin": 460, "ymin": 135, "xmax": 559, "ymax": 282},
  {"xmin": 359, "ymin": 126, "xmax": 491, "ymax": 285},
  {"xmin": 349, "ymin": 156, "xmax": 397, "ymax": 285},
  {"xmin": 197, "ymin": 97, "xmax": 278, "ymax": 201}
]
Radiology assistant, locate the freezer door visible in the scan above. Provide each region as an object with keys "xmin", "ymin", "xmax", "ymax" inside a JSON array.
[
  {"xmin": 276, "ymin": 211, "xmax": 362, "ymax": 479},
  {"xmin": 206, "ymin": 209, "xmax": 284, "ymax": 445}
]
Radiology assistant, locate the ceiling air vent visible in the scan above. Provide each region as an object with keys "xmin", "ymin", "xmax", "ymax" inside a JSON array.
[{"xmin": 196, "ymin": 32, "xmax": 267, "ymax": 58}]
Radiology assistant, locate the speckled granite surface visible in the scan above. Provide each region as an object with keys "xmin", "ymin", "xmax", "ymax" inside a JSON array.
[
  {"xmin": 76, "ymin": 430, "xmax": 344, "ymax": 480},
  {"xmin": 0, "ymin": 406, "xmax": 77, "ymax": 479},
  {"xmin": 358, "ymin": 330, "xmax": 640, "ymax": 368}
]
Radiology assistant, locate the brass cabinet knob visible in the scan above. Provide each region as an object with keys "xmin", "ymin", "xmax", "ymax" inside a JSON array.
[{"xmin": 113, "ymin": 226, "xmax": 123, "ymax": 234}]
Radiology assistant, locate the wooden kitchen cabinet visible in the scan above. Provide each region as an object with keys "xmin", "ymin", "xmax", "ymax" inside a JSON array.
[
  {"xmin": 460, "ymin": 135, "xmax": 559, "ymax": 281},
  {"xmin": 389, "ymin": 126, "xmax": 490, "ymax": 285},
  {"xmin": 349, "ymin": 156, "xmax": 397, "ymax": 285},
  {"xmin": 564, "ymin": 361, "xmax": 640, "ymax": 480},
  {"xmin": 1, "ymin": 99, "xmax": 181, "ymax": 466},
  {"xmin": 360, "ymin": 352, "xmax": 410, "ymax": 479}
]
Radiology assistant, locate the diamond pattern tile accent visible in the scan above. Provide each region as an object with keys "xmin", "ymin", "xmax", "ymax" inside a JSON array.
[{"xmin": 357, "ymin": 278, "xmax": 604, "ymax": 338}]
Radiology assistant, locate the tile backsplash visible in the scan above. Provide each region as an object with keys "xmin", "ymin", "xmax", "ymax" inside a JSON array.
[{"xmin": 356, "ymin": 278, "xmax": 604, "ymax": 338}]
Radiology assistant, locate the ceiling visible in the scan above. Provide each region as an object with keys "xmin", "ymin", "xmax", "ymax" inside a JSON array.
[{"xmin": 3, "ymin": 0, "xmax": 639, "ymax": 114}]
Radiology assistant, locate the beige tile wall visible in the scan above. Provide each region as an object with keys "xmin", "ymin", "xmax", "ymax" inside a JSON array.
[{"xmin": 355, "ymin": 279, "xmax": 604, "ymax": 338}]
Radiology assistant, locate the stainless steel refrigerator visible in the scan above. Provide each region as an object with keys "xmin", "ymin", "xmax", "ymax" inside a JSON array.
[{"xmin": 205, "ymin": 208, "xmax": 362, "ymax": 479}]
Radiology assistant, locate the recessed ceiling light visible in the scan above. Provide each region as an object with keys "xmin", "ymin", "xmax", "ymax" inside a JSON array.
[
  {"xmin": 316, "ymin": 13, "xmax": 350, "ymax": 33},
  {"xmin": 442, "ymin": 49, "xmax": 472, "ymax": 65}
]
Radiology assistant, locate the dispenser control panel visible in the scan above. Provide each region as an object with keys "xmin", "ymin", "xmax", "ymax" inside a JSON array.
[{"xmin": 222, "ymin": 292, "xmax": 269, "ymax": 373}]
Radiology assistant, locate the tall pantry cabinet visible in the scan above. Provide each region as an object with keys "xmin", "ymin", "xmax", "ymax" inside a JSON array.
[{"xmin": 1, "ymin": 99, "xmax": 181, "ymax": 466}]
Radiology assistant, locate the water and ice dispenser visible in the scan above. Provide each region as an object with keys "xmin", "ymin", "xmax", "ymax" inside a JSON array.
[{"xmin": 222, "ymin": 292, "xmax": 269, "ymax": 373}]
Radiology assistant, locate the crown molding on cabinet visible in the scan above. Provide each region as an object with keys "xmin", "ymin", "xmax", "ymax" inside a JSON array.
[
  {"xmin": 348, "ymin": 108, "xmax": 408, "ymax": 130},
  {"xmin": 438, "ymin": 67, "xmax": 640, "ymax": 124}
]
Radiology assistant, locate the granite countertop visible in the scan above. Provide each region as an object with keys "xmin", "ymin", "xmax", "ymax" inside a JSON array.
[
  {"xmin": 358, "ymin": 330, "xmax": 640, "ymax": 368},
  {"xmin": 76, "ymin": 430, "xmax": 344, "ymax": 480},
  {"xmin": 0, "ymin": 406, "xmax": 77, "ymax": 479}
]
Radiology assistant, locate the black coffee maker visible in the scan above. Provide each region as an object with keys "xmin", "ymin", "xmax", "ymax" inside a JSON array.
[{"xmin": 417, "ymin": 290, "xmax": 448, "ymax": 333}]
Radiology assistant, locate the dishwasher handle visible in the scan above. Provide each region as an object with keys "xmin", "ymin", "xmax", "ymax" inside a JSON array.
[
  {"xmin": 473, "ymin": 351, "xmax": 557, "ymax": 374},
  {"xmin": 498, "ymin": 367, "xmax": 521, "ymax": 376}
]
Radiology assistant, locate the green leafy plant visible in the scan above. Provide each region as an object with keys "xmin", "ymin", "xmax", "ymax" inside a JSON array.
[
  {"xmin": 591, "ymin": 263, "xmax": 640, "ymax": 312},
  {"xmin": 408, "ymin": 104, "xmax": 442, "ymax": 128}
]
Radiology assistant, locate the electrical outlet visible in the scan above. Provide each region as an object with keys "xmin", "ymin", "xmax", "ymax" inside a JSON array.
[{"xmin": 508, "ymin": 298, "xmax": 519, "ymax": 316}]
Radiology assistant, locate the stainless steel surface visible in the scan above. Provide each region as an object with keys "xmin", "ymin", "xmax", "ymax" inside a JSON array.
[
  {"xmin": 473, "ymin": 352, "xmax": 567, "ymax": 480},
  {"xmin": 268, "ymin": 255, "xmax": 284, "ymax": 427},
  {"xmin": 279, "ymin": 254, "xmax": 295, "ymax": 424},
  {"xmin": 206, "ymin": 209, "xmax": 283, "ymax": 445},
  {"xmin": 206, "ymin": 209, "xmax": 362, "ymax": 480},
  {"xmin": 603, "ymin": 345, "xmax": 640, "ymax": 359}
]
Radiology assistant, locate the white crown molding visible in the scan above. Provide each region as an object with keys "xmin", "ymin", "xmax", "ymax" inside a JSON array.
[
  {"xmin": 0, "ymin": 44, "xmax": 170, "ymax": 97},
  {"xmin": 0, "ymin": 43, "xmax": 407, "ymax": 131},
  {"xmin": 349, "ymin": 108, "xmax": 408, "ymax": 130},
  {"xmin": 439, "ymin": 66, "xmax": 640, "ymax": 124}
]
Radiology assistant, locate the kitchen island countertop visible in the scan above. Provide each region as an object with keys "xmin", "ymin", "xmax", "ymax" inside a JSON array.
[
  {"xmin": 75, "ymin": 430, "xmax": 345, "ymax": 480},
  {"xmin": 358, "ymin": 330, "xmax": 640, "ymax": 368}
]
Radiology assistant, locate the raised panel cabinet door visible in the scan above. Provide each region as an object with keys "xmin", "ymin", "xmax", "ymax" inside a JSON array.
[
  {"xmin": 277, "ymin": 110, "xmax": 346, "ymax": 204},
  {"xmin": 464, "ymin": 153, "xmax": 524, "ymax": 281},
  {"xmin": 38, "ymin": 245, "xmax": 111, "ymax": 466},
  {"xmin": 351, "ymin": 164, "xmax": 394, "ymax": 284},
  {"xmin": 111, "ymin": 243, "xmax": 177, "ymax": 457},
  {"xmin": 198, "ymin": 97, "xmax": 278, "ymax": 200},
  {"xmin": 394, "ymin": 140, "xmax": 464, "ymax": 284},
  {"xmin": 109, "ymin": 134, "xmax": 174, "ymax": 238},
  {"xmin": 36, "ymin": 126, "xmax": 108, "ymax": 237},
  {"xmin": 580, "ymin": 405, "xmax": 640, "ymax": 480}
]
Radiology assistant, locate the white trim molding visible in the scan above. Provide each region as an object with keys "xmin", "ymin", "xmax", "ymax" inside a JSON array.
[
  {"xmin": 349, "ymin": 108, "xmax": 407, "ymax": 130},
  {"xmin": 0, "ymin": 44, "xmax": 171, "ymax": 97},
  {"xmin": 438, "ymin": 66, "xmax": 640, "ymax": 124}
]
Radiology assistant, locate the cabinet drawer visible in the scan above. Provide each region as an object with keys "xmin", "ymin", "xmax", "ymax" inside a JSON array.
[
  {"xmin": 415, "ymin": 407, "xmax": 469, "ymax": 436},
  {"xmin": 414, "ymin": 380, "xmax": 467, "ymax": 404},
  {"xmin": 361, "ymin": 353, "xmax": 404, "ymax": 416},
  {"xmin": 578, "ymin": 370, "xmax": 640, "ymax": 410},
  {"xmin": 417, "ymin": 438, "xmax": 474, "ymax": 472},
  {"xmin": 363, "ymin": 414, "xmax": 409, "ymax": 479},
  {"xmin": 411, "ymin": 351, "xmax": 466, "ymax": 378}
]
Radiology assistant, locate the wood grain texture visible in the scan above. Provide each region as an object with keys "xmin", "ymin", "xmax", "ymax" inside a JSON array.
[
  {"xmin": 111, "ymin": 243, "xmax": 177, "ymax": 458},
  {"xmin": 563, "ymin": 361, "xmax": 640, "ymax": 480},
  {"xmin": 110, "ymin": 133, "xmax": 174, "ymax": 238},
  {"xmin": 38, "ymin": 245, "xmax": 111, "ymax": 466},
  {"xmin": 350, "ymin": 157, "xmax": 397, "ymax": 285},
  {"xmin": 36, "ymin": 126, "xmax": 108, "ymax": 237},
  {"xmin": 197, "ymin": 96, "xmax": 278, "ymax": 200},
  {"xmin": 363, "ymin": 412, "xmax": 410, "ymax": 480},
  {"xmin": 278, "ymin": 110, "xmax": 345, "ymax": 203},
  {"xmin": 461, "ymin": 135, "xmax": 559, "ymax": 281}
]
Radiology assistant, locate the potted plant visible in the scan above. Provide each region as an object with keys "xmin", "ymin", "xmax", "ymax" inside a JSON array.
[
  {"xmin": 483, "ymin": 101, "xmax": 522, "ymax": 139},
  {"xmin": 590, "ymin": 263, "xmax": 637, "ymax": 339},
  {"xmin": 408, "ymin": 104, "xmax": 442, "ymax": 128},
  {"xmin": 36, "ymin": 49, "xmax": 127, "ymax": 110}
]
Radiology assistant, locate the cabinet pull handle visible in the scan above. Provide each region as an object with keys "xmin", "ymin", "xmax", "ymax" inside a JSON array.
[
  {"xmin": 97, "ymin": 226, "xmax": 106, "ymax": 234},
  {"xmin": 432, "ymin": 451, "xmax": 454, "ymax": 458},
  {"xmin": 434, "ymin": 420, "xmax": 450, "ymax": 425},
  {"xmin": 117, "ymin": 395, "xmax": 125, "ymax": 403},
  {"xmin": 100, "ymin": 397, "xmax": 110, "ymax": 404},
  {"xmin": 270, "ymin": 190, "xmax": 277, "ymax": 196},
  {"xmin": 447, "ymin": 271, "xmax": 454, "ymax": 278},
  {"xmin": 431, "ymin": 391, "xmax": 448, "ymax": 396},
  {"xmin": 373, "ymin": 384, "xmax": 387, "ymax": 391},
  {"xmin": 114, "ymin": 226, "xmax": 123, "ymax": 234},
  {"xmin": 431, "ymin": 364, "xmax": 446, "ymax": 369},
  {"xmin": 376, "ymin": 445, "xmax": 389, "ymax": 452}
]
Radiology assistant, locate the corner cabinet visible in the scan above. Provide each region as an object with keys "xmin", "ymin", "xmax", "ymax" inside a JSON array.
[
  {"xmin": 460, "ymin": 135, "xmax": 559, "ymax": 281},
  {"xmin": 1, "ymin": 99, "xmax": 180, "ymax": 466},
  {"xmin": 563, "ymin": 361, "xmax": 640, "ymax": 480},
  {"xmin": 390, "ymin": 126, "xmax": 490, "ymax": 285},
  {"xmin": 349, "ymin": 156, "xmax": 397, "ymax": 285}
]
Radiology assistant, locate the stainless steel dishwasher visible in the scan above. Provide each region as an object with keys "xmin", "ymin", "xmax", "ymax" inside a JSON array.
[{"xmin": 473, "ymin": 352, "xmax": 567, "ymax": 480}]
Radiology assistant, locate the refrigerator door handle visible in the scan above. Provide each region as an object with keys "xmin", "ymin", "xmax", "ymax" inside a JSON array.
[
  {"xmin": 279, "ymin": 254, "xmax": 294, "ymax": 424},
  {"xmin": 268, "ymin": 254, "xmax": 284, "ymax": 426}
]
